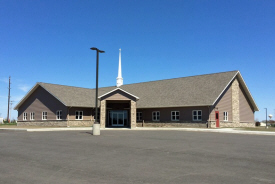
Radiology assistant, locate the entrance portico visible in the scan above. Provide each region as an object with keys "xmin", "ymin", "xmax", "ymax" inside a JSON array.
[{"xmin": 99, "ymin": 88, "xmax": 139, "ymax": 129}]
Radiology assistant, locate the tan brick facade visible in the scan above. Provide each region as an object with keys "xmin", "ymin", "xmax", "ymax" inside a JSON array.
[
  {"xmin": 232, "ymin": 79, "xmax": 240, "ymax": 126},
  {"xmin": 130, "ymin": 100, "xmax": 137, "ymax": 129}
]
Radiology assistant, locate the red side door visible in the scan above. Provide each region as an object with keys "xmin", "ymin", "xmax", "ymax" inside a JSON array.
[{"xmin": 215, "ymin": 111, "xmax": 220, "ymax": 128}]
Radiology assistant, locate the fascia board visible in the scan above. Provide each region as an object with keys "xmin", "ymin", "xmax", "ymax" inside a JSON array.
[
  {"xmin": 14, "ymin": 83, "xmax": 67, "ymax": 110},
  {"xmin": 98, "ymin": 88, "xmax": 139, "ymax": 100},
  {"xmin": 137, "ymin": 104, "xmax": 213, "ymax": 109},
  {"xmin": 212, "ymin": 71, "xmax": 239, "ymax": 107},
  {"xmin": 14, "ymin": 83, "xmax": 40, "ymax": 110},
  {"xmin": 211, "ymin": 71, "xmax": 259, "ymax": 112},
  {"xmin": 237, "ymin": 72, "xmax": 259, "ymax": 111}
]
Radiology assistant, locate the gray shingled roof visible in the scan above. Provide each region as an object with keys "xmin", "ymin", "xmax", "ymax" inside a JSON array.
[{"xmin": 37, "ymin": 70, "xmax": 240, "ymax": 108}]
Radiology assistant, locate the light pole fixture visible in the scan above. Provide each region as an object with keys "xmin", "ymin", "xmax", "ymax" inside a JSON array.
[
  {"xmin": 90, "ymin": 47, "xmax": 105, "ymax": 135},
  {"xmin": 264, "ymin": 108, "xmax": 268, "ymax": 129}
]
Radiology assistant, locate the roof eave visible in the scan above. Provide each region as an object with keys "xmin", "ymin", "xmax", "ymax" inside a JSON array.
[{"xmin": 98, "ymin": 87, "xmax": 139, "ymax": 100}]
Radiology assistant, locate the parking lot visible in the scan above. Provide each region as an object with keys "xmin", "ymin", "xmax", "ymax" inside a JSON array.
[{"xmin": 0, "ymin": 130, "xmax": 275, "ymax": 184}]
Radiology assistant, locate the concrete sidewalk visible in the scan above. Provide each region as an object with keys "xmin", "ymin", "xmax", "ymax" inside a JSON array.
[{"xmin": 1, "ymin": 126, "xmax": 275, "ymax": 135}]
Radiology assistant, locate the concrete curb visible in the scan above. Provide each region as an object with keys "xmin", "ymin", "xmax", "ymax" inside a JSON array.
[
  {"xmin": 27, "ymin": 127, "xmax": 93, "ymax": 132},
  {"xmin": 0, "ymin": 127, "xmax": 275, "ymax": 136},
  {"xmin": 134, "ymin": 127, "xmax": 275, "ymax": 136}
]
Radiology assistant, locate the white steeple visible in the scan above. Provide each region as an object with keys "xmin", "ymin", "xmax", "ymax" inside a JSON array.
[{"xmin": 116, "ymin": 48, "xmax": 123, "ymax": 87}]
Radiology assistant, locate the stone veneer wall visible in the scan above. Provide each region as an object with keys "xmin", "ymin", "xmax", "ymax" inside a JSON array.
[
  {"xmin": 219, "ymin": 121, "xmax": 254, "ymax": 128},
  {"xmin": 232, "ymin": 79, "xmax": 240, "ymax": 126},
  {"xmin": 17, "ymin": 120, "xmax": 94, "ymax": 127},
  {"xmin": 100, "ymin": 100, "xmax": 106, "ymax": 128},
  {"xmin": 139, "ymin": 120, "xmax": 255, "ymax": 129},
  {"xmin": 17, "ymin": 121, "xmax": 68, "ymax": 127},
  {"xmin": 137, "ymin": 121, "xmax": 207, "ymax": 128},
  {"xmin": 130, "ymin": 100, "xmax": 136, "ymax": 129},
  {"xmin": 208, "ymin": 121, "xmax": 216, "ymax": 128},
  {"xmin": 67, "ymin": 120, "xmax": 94, "ymax": 127}
]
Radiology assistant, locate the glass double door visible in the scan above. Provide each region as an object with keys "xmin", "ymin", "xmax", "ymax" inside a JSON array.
[{"xmin": 109, "ymin": 110, "xmax": 128, "ymax": 127}]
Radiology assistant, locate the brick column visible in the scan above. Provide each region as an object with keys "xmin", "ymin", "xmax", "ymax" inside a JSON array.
[
  {"xmin": 100, "ymin": 100, "xmax": 106, "ymax": 128},
  {"xmin": 130, "ymin": 100, "xmax": 136, "ymax": 129},
  {"xmin": 232, "ymin": 79, "xmax": 240, "ymax": 125}
]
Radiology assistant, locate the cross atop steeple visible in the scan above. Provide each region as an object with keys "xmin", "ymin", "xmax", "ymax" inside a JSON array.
[{"xmin": 116, "ymin": 48, "xmax": 123, "ymax": 87}]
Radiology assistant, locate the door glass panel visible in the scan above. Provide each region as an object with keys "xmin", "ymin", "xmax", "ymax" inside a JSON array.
[
  {"xmin": 113, "ymin": 113, "xmax": 118, "ymax": 125},
  {"xmin": 118, "ymin": 113, "xmax": 124, "ymax": 125},
  {"xmin": 109, "ymin": 110, "xmax": 128, "ymax": 127},
  {"xmin": 124, "ymin": 111, "xmax": 128, "ymax": 125}
]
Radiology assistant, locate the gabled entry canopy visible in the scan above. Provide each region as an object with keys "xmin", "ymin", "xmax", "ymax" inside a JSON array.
[{"xmin": 98, "ymin": 88, "xmax": 139, "ymax": 101}]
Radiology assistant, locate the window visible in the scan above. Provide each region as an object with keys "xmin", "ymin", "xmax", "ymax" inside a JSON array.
[
  {"xmin": 137, "ymin": 112, "xmax": 142, "ymax": 121},
  {"xmin": 171, "ymin": 111, "xmax": 180, "ymax": 121},
  {"xmin": 193, "ymin": 110, "xmax": 202, "ymax": 121},
  {"xmin": 23, "ymin": 112, "xmax": 27, "ymax": 121},
  {"xmin": 76, "ymin": 111, "xmax": 83, "ymax": 120},
  {"xmin": 56, "ymin": 110, "xmax": 62, "ymax": 120},
  {"xmin": 152, "ymin": 111, "xmax": 160, "ymax": 121},
  {"xmin": 224, "ymin": 112, "xmax": 228, "ymax": 121},
  {"xmin": 42, "ymin": 112, "xmax": 47, "ymax": 120},
  {"xmin": 30, "ymin": 112, "xmax": 35, "ymax": 120}
]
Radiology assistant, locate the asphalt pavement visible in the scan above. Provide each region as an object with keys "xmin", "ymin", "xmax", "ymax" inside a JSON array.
[{"xmin": 0, "ymin": 130, "xmax": 275, "ymax": 184}]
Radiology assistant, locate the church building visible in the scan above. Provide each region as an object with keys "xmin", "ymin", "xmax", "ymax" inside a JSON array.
[{"xmin": 14, "ymin": 49, "xmax": 258, "ymax": 128}]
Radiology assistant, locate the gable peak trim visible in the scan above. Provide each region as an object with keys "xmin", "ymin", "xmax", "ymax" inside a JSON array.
[{"xmin": 98, "ymin": 87, "xmax": 139, "ymax": 100}]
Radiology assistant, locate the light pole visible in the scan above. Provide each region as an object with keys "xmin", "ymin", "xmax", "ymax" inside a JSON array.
[
  {"xmin": 90, "ymin": 47, "xmax": 105, "ymax": 135},
  {"xmin": 264, "ymin": 108, "xmax": 268, "ymax": 129}
]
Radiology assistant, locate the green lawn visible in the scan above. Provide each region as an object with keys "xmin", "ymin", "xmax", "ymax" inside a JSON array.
[{"xmin": 0, "ymin": 123, "xmax": 17, "ymax": 126}]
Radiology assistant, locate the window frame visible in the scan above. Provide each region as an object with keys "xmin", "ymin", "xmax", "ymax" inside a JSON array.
[
  {"xmin": 23, "ymin": 112, "xmax": 27, "ymax": 121},
  {"xmin": 42, "ymin": 112, "xmax": 47, "ymax": 120},
  {"xmin": 56, "ymin": 110, "xmax": 62, "ymax": 120},
  {"xmin": 171, "ymin": 111, "xmax": 180, "ymax": 121},
  {"xmin": 137, "ymin": 112, "xmax": 142, "ymax": 121},
  {"xmin": 30, "ymin": 112, "xmax": 35, "ymax": 120},
  {"xmin": 192, "ymin": 110, "xmax": 202, "ymax": 121},
  {"xmin": 152, "ymin": 111, "xmax": 160, "ymax": 121},
  {"xmin": 223, "ymin": 111, "xmax": 228, "ymax": 121},
  {"xmin": 75, "ymin": 111, "xmax": 83, "ymax": 120}
]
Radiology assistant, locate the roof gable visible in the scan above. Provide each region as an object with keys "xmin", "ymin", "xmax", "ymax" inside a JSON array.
[
  {"xmin": 14, "ymin": 83, "xmax": 67, "ymax": 110},
  {"xmin": 98, "ymin": 88, "xmax": 139, "ymax": 101}
]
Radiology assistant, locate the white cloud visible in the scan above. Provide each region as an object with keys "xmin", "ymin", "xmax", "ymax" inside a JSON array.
[
  {"xmin": 0, "ymin": 77, "xmax": 9, "ymax": 84},
  {"xmin": 12, "ymin": 95, "xmax": 24, "ymax": 102},
  {"xmin": 18, "ymin": 84, "xmax": 30, "ymax": 92}
]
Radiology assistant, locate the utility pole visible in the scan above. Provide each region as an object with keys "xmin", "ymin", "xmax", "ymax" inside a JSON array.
[
  {"xmin": 7, "ymin": 76, "xmax": 11, "ymax": 123},
  {"xmin": 10, "ymin": 101, "xmax": 14, "ymax": 122}
]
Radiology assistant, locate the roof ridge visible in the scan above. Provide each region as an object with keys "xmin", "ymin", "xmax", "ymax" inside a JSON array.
[
  {"xmin": 38, "ymin": 70, "xmax": 239, "ymax": 89},
  {"xmin": 121, "ymin": 70, "xmax": 239, "ymax": 86}
]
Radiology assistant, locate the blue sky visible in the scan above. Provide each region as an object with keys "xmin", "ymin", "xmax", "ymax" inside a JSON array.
[{"xmin": 0, "ymin": 0, "xmax": 274, "ymax": 121}]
